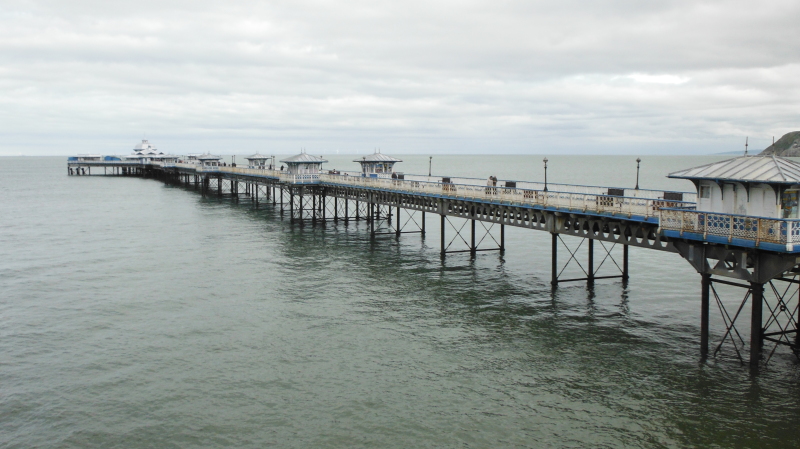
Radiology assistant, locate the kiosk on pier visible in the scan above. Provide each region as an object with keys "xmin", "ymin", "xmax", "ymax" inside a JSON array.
[
  {"xmin": 669, "ymin": 155, "xmax": 800, "ymax": 218},
  {"xmin": 197, "ymin": 154, "xmax": 223, "ymax": 169},
  {"xmin": 246, "ymin": 153, "xmax": 273, "ymax": 170},
  {"xmin": 280, "ymin": 151, "xmax": 328, "ymax": 184},
  {"xmin": 280, "ymin": 151, "xmax": 327, "ymax": 174},
  {"xmin": 355, "ymin": 150, "xmax": 402, "ymax": 178}
]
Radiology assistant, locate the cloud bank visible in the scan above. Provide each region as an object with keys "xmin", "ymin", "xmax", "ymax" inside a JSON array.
[{"xmin": 1, "ymin": 0, "xmax": 799, "ymax": 155}]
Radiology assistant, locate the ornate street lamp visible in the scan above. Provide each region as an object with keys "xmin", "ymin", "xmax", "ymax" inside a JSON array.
[
  {"xmin": 429, "ymin": 156, "xmax": 432, "ymax": 177},
  {"xmin": 543, "ymin": 157, "xmax": 549, "ymax": 192},
  {"xmin": 635, "ymin": 157, "xmax": 641, "ymax": 190}
]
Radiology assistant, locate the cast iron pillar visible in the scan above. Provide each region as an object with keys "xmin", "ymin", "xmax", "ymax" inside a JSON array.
[
  {"xmin": 587, "ymin": 239, "xmax": 594, "ymax": 284},
  {"xmin": 551, "ymin": 232, "xmax": 558, "ymax": 286},
  {"xmin": 700, "ymin": 273, "xmax": 711, "ymax": 359},
  {"xmin": 750, "ymin": 281, "xmax": 764, "ymax": 366},
  {"xmin": 396, "ymin": 206, "xmax": 401, "ymax": 237},
  {"xmin": 440, "ymin": 214, "xmax": 446, "ymax": 258},
  {"xmin": 622, "ymin": 244, "xmax": 630, "ymax": 283}
]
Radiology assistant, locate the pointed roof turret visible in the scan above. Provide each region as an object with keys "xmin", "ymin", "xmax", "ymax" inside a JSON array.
[
  {"xmin": 280, "ymin": 150, "xmax": 328, "ymax": 164},
  {"xmin": 353, "ymin": 149, "xmax": 402, "ymax": 163}
]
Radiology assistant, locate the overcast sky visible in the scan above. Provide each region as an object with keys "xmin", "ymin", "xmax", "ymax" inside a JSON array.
[{"xmin": 2, "ymin": 0, "xmax": 799, "ymax": 155}]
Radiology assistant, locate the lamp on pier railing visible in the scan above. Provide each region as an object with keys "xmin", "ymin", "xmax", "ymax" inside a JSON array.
[
  {"xmin": 543, "ymin": 157, "xmax": 549, "ymax": 192},
  {"xmin": 429, "ymin": 156, "xmax": 432, "ymax": 177},
  {"xmin": 635, "ymin": 157, "xmax": 641, "ymax": 190}
]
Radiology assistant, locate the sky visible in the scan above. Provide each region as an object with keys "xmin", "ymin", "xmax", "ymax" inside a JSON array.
[{"xmin": 1, "ymin": 0, "xmax": 799, "ymax": 156}]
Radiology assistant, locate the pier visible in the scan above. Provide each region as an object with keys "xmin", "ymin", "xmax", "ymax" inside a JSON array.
[{"xmin": 68, "ymin": 149, "xmax": 800, "ymax": 368}]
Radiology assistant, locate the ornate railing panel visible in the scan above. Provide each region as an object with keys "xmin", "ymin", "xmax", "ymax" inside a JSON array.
[{"xmin": 659, "ymin": 208, "xmax": 800, "ymax": 250}]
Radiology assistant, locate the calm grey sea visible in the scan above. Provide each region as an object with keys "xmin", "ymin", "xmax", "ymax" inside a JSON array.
[{"xmin": 2, "ymin": 155, "xmax": 799, "ymax": 448}]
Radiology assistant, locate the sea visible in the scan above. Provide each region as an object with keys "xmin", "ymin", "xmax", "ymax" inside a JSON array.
[{"xmin": 2, "ymin": 155, "xmax": 799, "ymax": 448}]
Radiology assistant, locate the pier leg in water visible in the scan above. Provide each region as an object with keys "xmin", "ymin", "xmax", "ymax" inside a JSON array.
[
  {"xmin": 750, "ymin": 281, "xmax": 764, "ymax": 367},
  {"xmin": 701, "ymin": 273, "xmax": 711, "ymax": 359},
  {"xmin": 370, "ymin": 202, "xmax": 375, "ymax": 238},
  {"xmin": 289, "ymin": 191, "xmax": 294, "ymax": 223},
  {"xmin": 421, "ymin": 211, "xmax": 426, "ymax": 237},
  {"xmin": 588, "ymin": 239, "xmax": 594, "ymax": 285},
  {"xmin": 500, "ymin": 224, "xmax": 505, "ymax": 253},
  {"xmin": 471, "ymin": 218, "xmax": 476, "ymax": 258},
  {"xmin": 551, "ymin": 233, "xmax": 558, "ymax": 286},
  {"xmin": 440, "ymin": 214, "xmax": 446, "ymax": 258},
  {"xmin": 396, "ymin": 206, "xmax": 401, "ymax": 237},
  {"xmin": 623, "ymin": 244, "xmax": 629, "ymax": 284}
]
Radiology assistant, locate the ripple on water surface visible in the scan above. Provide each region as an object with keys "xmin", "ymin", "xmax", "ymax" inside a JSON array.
[{"xmin": 1, "ymin": 156, "xmax": 799, "ymax": 448}]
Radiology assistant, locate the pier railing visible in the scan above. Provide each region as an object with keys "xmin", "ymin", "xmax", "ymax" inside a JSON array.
[
  {"xmin": 188, "ymin": 165, "xmax": 319, "ymax": 183},
  {"xmin": 659, "ymin": 208, "xmax": 800, "ymax": 250},
  {"xmin": 320, "ymin": 174, "xmax": 692, "ymax": 219},
  {"xmin": 392, "ymin": 174, "xmax": 695, "ymax": 203}
]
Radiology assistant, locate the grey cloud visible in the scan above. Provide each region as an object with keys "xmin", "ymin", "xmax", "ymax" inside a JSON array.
[{"xmin": 1, "ymin": 0, "xmax": 799, "ymax": 155}]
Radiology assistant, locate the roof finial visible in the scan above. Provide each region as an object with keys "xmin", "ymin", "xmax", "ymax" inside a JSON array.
[{"xmin": 744, "ymin": 136, "xmax": 748, "ymax": 156}]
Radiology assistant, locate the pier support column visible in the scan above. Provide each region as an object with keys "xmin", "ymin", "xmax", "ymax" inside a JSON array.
[
  {"xmin": 396, "ymin": 206, "xmax": 401, "ymax": 237},
  {"xmin": 622, "ymin": 244, "xmax": 629, "ymax": 283},
  {"xmin": 312, "ymin": 192, "xmax": 317, "ymax": 224},
  {"xmin": 551, "ymin": 233, "xmax": 558, "ymax": 286},
  {"xmin": 700, "ymin": 273, "xmax": 711, "ymax": 359},
  {"xmin": 500, "ymin": 224, "xmax": 505, "ymax": 252},
  {"xmin": 471, "ymin": 218, "xmax": 476, "ymax": 258},
  {"xmin": 421, "ymin": 212, "xmax": 426, "ymax": 236},
  {"xmin": 289, "ymin": 191, "xmax": 294, "ymax": 223},
  {"xmin": 588, "ymin": 239, "xmax": 594, "ymax": 285},
  {"xmin": 750, "ymin": 281, "xmax": 764, "ymax": 366},
  {"xmin": 255, "ymin": 183, "xmax": 258, "ymax": 208},
  {"xmin": 370, "ymin": 202, "xmax": 375, "ymax": 238},
  {"xmin": 334, "ymin": 197, "xmax": 339, "ymax": 221},
  {"xmin": 280, "ymin": 188, "xmax": 284, "ymax": 214},
  {"xmin": 440, "ymin": 214, "xmax": 446, "ymax": 258}
]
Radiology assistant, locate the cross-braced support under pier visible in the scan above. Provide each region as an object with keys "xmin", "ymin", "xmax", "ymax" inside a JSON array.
[
  {"xmin": 439, "ymin": 214, "xmax": 504, "ymax": 258},
  {"xmin": 550, "ymin": 234, "xmax": 629, "ymax": 286},
  {"xmin": 700, "ymin": 274, "xmax": 800, "ymax": 366},
  {"xmin": 372, "ymin": 207, "xmax": 427, "ymax": 238}
]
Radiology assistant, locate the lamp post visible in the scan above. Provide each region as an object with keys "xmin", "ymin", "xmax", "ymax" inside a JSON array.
[
  {"xmin": 635, "ymin": 157, "xmax": 641, "ymax": 190},
  {"xmin": 429, "ymin": 156, "xmax": 432, "ymax": 177},
  {"xmin": 543, "ymin": 157, "xmax": 548, "ymax": 192}
]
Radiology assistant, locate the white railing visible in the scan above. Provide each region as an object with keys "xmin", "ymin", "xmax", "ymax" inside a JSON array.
[
  {"xmin": 279, "ymin": 173, "xmax": 321, "ymax": 184},
  {"xmin": 320, "ymin": 174, "xmax": 691, "ymax": 219},
  {"xmin": 659, "ymin": 208, "xmax": 800, "ymax": 250},
  {"xmin": 219, "ymin": 166, "xmax": 281, "ymax": 178},
  {"xmin": 67, "ymin": 160, "xmax": 144, "ymax": 165},
  {"xmin": 394, "ymin": 174, "xmax": 695, "ymax": 203}
]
